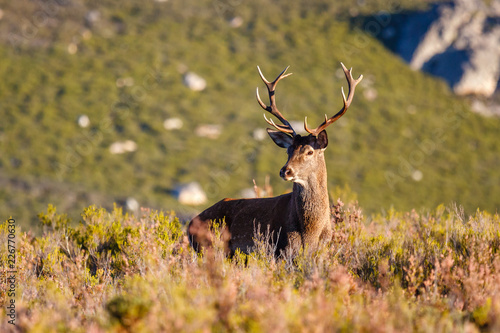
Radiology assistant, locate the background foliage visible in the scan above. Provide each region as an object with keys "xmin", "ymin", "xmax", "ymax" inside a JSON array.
[{"xmin": 0, "ymin": 0, "xmax": 498, "ymax": 229}]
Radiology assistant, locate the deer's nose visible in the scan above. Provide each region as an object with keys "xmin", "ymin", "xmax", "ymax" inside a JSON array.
[{"xmin": 280, "ymin": 166, "xmax": 294, "ymax": 180}]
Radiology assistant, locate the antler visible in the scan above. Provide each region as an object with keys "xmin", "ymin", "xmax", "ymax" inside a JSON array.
[
  {"xmin": 304, "ymin": 63, "xmax": 363, "ymax": 136},
  {"xmin": 256, "ymin": 66, "xmax": 296, "ymax": 136}
]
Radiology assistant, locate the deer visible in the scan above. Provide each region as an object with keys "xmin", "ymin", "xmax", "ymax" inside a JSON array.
[{"xmin": 187, "ymin": 63, "xmax": 363, "ymax": 257}]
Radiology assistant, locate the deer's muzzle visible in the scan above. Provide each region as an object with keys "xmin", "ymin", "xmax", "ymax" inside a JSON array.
[{"xmin": 280, "ymin": 165, "xmax": 294, "ymax": 181}]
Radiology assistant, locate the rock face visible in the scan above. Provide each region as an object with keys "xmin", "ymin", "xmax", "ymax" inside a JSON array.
[{"xmin": 379, "ymin": 0, "xmax": 500, "ymax": 97}]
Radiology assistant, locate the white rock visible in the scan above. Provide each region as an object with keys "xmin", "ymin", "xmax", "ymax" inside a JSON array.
[
  {"xmin": 77, "ymin": 115, "xmax": 90, "ymax": 128},
  {"xmin": 163, "ymin": 117, "xmax": 183, "ymax": 130},
  {"xmin": 109, "ymin": 140, "xmax": 137, "ymax": 154},
  {"xmin": 195, "ymin": 124, "xmax": 222, "ymax": 139},
  {"xmin": 183, "ymin": 72, "xmax": 207, "ymax": 91},
  {"xmin": 452, "ymin": 36, "xmax": 500, "ymax": 96},
  {"xmin": 412, "ymin": 170, "xmax": 423, "ymax": 182},
  {"xmin": 85, "ymin": 10, "xmax": 100, "ymax": 25},
  {"xmin": 175, "ymin": 182, "xmax": 207, "ymax": 206},
  {"xmin": 471, "ymin": 99, "xmax": 500, "ymax": 117},
  {"xmin": 109, "ymin": 142, "xmax": 125, "ymax": 154},
  {"xmin": 363, "ymin": 87, "xmax": 378, "ymax": 101},
  {"xmin": 252, "ymin": 128, "xmax": 267, "ymax": 141},
  {"xmin": 125, "ymin": 197, "xmax": 139, "ymax": 212},
  {"xmin": 229, "ymin": 16, "xmax": 243, "ymax": 28},
  {"xmin": 122, "ymin": 140, "xmax": 137, "ymax": 152}
]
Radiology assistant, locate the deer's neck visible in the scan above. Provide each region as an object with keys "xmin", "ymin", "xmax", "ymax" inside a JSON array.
[{"xmin": 292, "ymin": 160, "xmax": 330, "ymax": 241}]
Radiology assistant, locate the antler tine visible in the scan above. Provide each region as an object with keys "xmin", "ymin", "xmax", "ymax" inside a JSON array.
[
  {"xmin": 256, "ymin": 66, "xmax": 295, "ymax": 136},
  {"xmin": 263, "ymin": 114, "xmax": 294, "ymax": 132},
  {"xmin": 305, "ymin": 62, "xmax": 363, "ymax": 136},
  {"xmin": 257, "ymin": 65, "xmax": 293, "ymax": 86}
]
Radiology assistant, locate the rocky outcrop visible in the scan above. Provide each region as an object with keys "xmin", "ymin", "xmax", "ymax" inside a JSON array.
[{"xmin": 379, "ymin": 0, "xmax": 500, "ymax": 97}]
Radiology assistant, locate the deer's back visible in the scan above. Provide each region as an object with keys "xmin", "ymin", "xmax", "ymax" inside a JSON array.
[{"xmin": 188, "ymin": 193, "xmax": 297, "ymax": 255}]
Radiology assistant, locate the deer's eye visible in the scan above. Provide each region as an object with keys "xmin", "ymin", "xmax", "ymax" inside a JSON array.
[{"xmin": 307, "ymin": 150, "xmax": 314, "ymax": 156}]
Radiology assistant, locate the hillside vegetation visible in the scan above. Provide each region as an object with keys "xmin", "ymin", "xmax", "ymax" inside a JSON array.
[
  {"xmin": 1, "ymin": 203, "xmax": 499, "ymax": 331},
  {"xmin": 0, "ymin": 0, "xmax": 499, "ymax": 229}
]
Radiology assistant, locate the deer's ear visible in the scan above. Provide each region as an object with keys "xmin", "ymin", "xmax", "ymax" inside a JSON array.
[
  {"xmin": 316, "ymin": 130, "xmax": 328, "ymax": 149},
  {"xmin": 267, "ymin": 129, "xmax": 293, "ymax": 149}
]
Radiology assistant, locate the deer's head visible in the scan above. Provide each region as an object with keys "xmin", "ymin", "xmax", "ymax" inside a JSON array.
[
  {"xmin": 267, "ymin": 131, "xmax": 328, "ymax": 183},
  {"xmin": 256, "ymin": 64, "xmax": 362, "ymax": 183}
]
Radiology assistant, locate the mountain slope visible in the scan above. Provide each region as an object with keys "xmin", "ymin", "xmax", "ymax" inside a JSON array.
[{"xmin": 1, "ymin": 0, "xmax": 498, "ymax": 228}]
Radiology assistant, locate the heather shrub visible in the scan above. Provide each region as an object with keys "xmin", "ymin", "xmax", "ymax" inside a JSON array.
[{"xmin": 1, "ymin": 201, "xmax": 499, "ymax": 332}]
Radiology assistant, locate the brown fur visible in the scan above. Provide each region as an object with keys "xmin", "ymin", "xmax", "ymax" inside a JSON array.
[{"xmin": 188, "ymin": 133, "xmax": 332, "ymax": 257}]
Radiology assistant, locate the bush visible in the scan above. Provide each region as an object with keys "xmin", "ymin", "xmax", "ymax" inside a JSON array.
[{"xmin": 1, "ymin": 202, "xmax": 499, "ymax": 331}]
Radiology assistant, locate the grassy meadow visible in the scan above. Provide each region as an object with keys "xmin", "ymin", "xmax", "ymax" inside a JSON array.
[{"xmin": 1, "ymin": 198, "xmax": 499, "ymax": 332}]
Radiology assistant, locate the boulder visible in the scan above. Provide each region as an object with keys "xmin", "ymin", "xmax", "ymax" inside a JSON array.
[
  {"xmin": 125, "ymin": 197, "xmax": 139, "ymax": 213},
  {"xmin": 109, "ymin": 140, "xmax": 137, "ymax": 154},
  {"xmin": 163, "ymin": 117, "xmax": 183, "ymax": 130},
  {"xmin": 183, "ymin": 72, "xmax": 207, "ymax": 91},
  {"xmin": 77, "ymin": 114, "xmax": 90, "ymax": 128},
  {"xmin": 195, "ymin": 124, "xmax": 222, "ymax": 139},
  {"xmin": 174, "ymin": 182, "xmax": 207, "ymax": 206},
  {"xmin": 252, "ymin": 128, "xmax": 267, "ymax": 141}
]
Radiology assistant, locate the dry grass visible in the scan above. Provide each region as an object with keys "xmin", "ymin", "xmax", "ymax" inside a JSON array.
[{"xmin": 1, "ymin": 201, "xmax": 500, "ymax": 332}]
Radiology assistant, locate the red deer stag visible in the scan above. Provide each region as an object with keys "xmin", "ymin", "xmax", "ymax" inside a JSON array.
[{"xmin": 188, "ymin": 63, "xmax": 363, "ymax": 256}]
